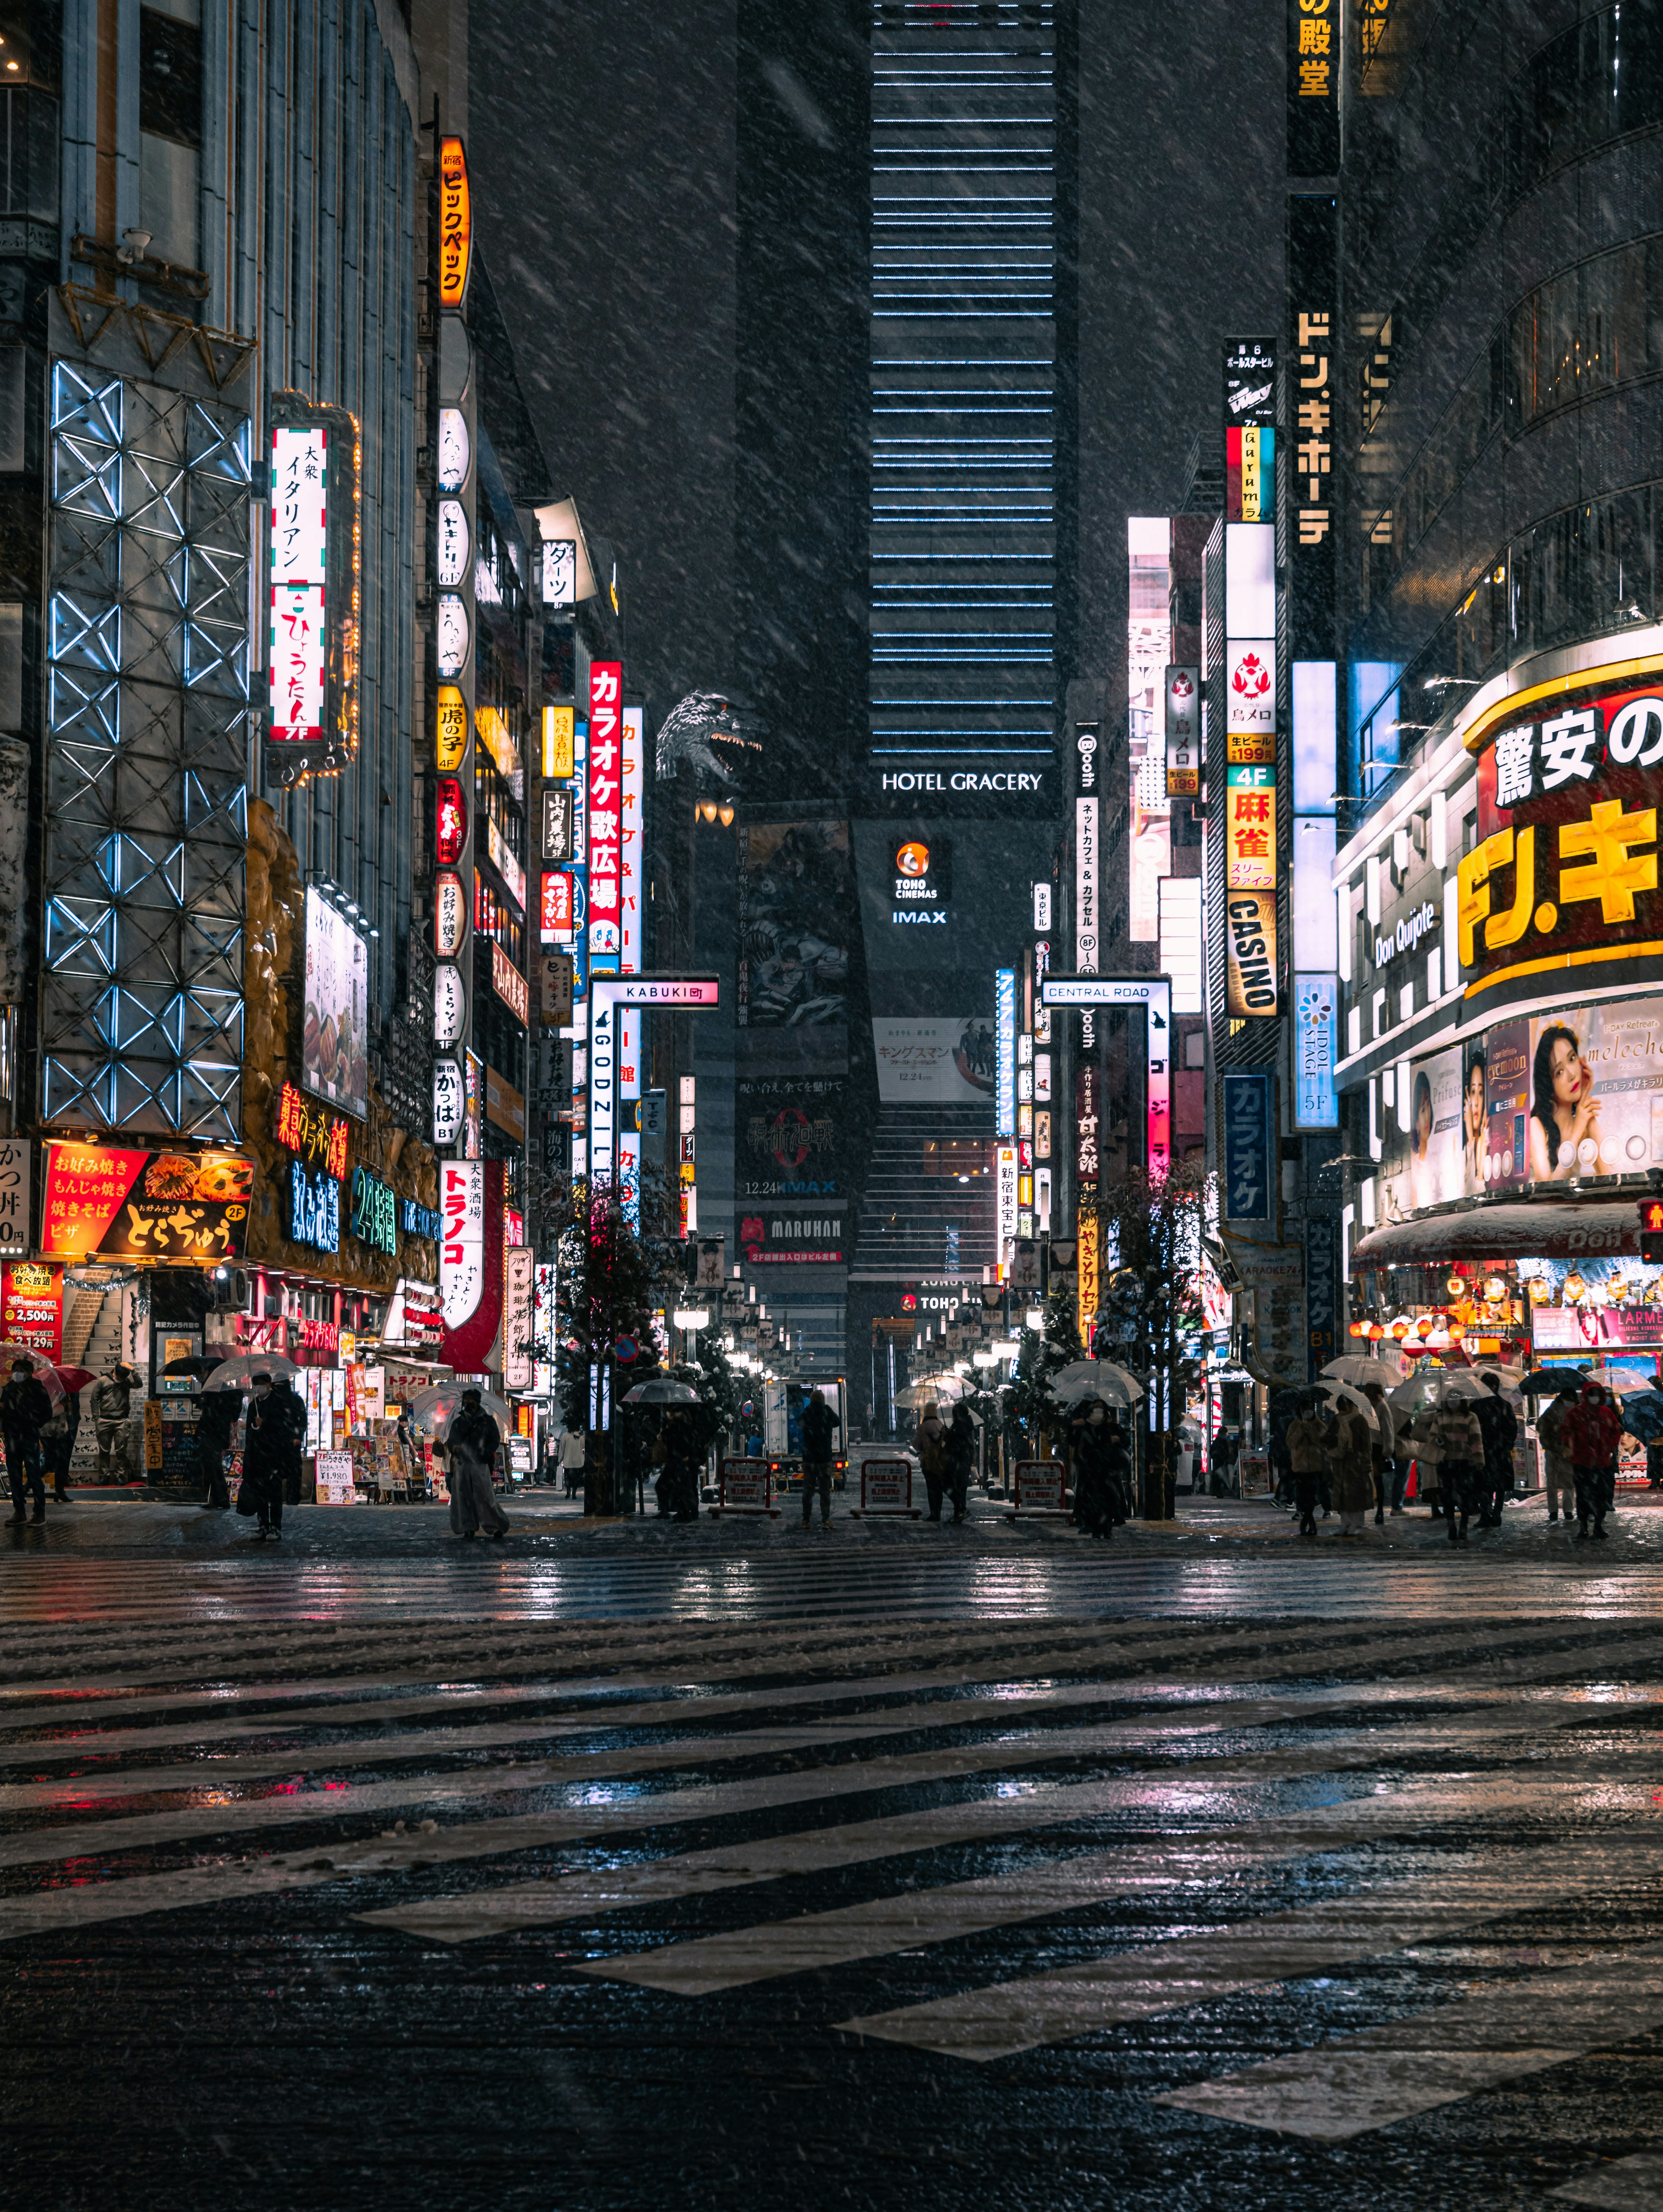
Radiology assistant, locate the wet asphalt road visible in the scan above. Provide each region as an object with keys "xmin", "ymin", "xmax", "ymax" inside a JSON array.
[{"xmin": 10, "ymin": 1496, "xmax": 1663, "ymax": 2209}]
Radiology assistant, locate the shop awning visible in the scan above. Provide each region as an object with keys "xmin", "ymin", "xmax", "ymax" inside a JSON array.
[{"xmin": 1351, "ymin": 1198, "xmax": 1640, "ymax": 1270}]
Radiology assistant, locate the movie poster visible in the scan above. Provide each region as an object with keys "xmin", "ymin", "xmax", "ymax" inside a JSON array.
[{"xmin": 736, "ymin": 822, "xmax": 854, "ymax": 1027}]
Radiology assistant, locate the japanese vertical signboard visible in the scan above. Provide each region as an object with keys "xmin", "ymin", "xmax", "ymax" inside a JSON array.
[
  {"xmin": 1222, "ymin": 1073, "xmax": 1275, "ymax": 1222},
  {"xmin": 268, "ymin": 426, "xmax": 327, "ymax": 755},
  {"xmin": 1294, "ymin": 972, "xmax": 1339, "ymax": 1126},
  {"xmin": 1074, "ymin": 721, "xmax": 1099, "ymax": 971},
  {"xmin": 0, "ymin": 1139, "xmax": 29, "ymax": 1254},
  {"xmin": 587, "ymin": 662, "xmax": 623, "ymax": 963},
  {"xmin": 995, "ymin": 968, "xmax": 1017, "ymax": 1138},
  {"xmin": 1287, "ymin": 0, "xmax": 1340, "ymax": 176},
  {"xmin": 1226, "ymin": 893, "xmax": 1280, "ymax": 1017},
  {"xmin": 1226, "ymin": 765, "xmax": 1278, "ymax": 890},
  {"xmin": 1303, "ymin": 1213, "xmax": 1339, "ymax": 1380},
  {"xmin": 1223, "ymin": 336, "xmax": 1276, "ymax": 525},
  {"xmin": 437, "ymin": 135, "xmax": 472, "ymax": 309},
  {"xmin": 1164, "ymin": 665, "xmax": 1200, "ymax": 799}
]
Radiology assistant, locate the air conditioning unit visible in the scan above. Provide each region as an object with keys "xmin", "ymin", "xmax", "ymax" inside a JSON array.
[{"xmin": 211, "ymin": 1268, "xmax": 250, "ymax": 1314}]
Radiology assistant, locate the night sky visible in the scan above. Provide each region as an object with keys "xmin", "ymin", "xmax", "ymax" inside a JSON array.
[{"xmin": 472, "ymin": 0, "xmax": 1286, "ymax": 731}]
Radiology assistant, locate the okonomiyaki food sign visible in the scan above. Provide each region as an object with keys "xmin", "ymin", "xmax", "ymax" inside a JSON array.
[{"xmin": 42, "ymin": 1144, "xmax": 254, "ymax": 1261}]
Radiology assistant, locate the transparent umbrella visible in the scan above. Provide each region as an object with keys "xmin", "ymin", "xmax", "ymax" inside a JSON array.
[
  {"xmin": 1312, "ymin": 1378, "xmax": 1378, "ymax": 1427},
  {"xmin": 622, "ymin": 1378, "xmax": 702, "ymax": 1405},
  {"xmin": 203, "ymin": 1352, "xmax": 300, "ymax": 1390},
  {"xmin": 1320, "ymin": 1354, "xmax": 1406, "ymax": 1389},
  {"xmin": 895, "ymin": 1375, "xmax": 970, "ymax": 1409},
  {"xmin": 1048, "ymin": 1358, "xmax": 1145, "ymax": 1408},
  {"xmin": 404, "ymin": 1381, "xmax": 514, "ymax": 1434}
]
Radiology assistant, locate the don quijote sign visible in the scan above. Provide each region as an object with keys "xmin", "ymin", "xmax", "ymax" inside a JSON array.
[{"xmin": 1374, "ymin": 898, "xmax": 1439, "ymax": 972}]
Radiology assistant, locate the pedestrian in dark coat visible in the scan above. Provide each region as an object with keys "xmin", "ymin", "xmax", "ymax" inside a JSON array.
[
  {"xmin": 1101, "ymin": 1409, "xmax": 1133, "ymax": 1523},
  {"xmin": 1070, "ymin": 1403, "xmax": 1115, "ymax": 1539},
  {"xmin": 1473, "ymin": 1371, "xmax": 1519, "ymax": 1528},
  {"xmin": 41, "ymin": 1387, "xmax": 81, "ymax": 1503},
  {"xmin": 195, "ymin": 1389, "xmax": 242, "ymax": 1509},
  {"xmin": 268, "ymin": 1376, "xmax": 306, "ymax": 1504},
  {"xmin": 240, "ymin": 1373, "xmax": 291, "ymax": 1539},
  {"xmin": 915, "ymin": 1401, "xmax": 951, "ymax": 1521},
  {"xmin": 1566, "ymin": 1380, "xmax": 1624, "ymax": 1540},
  {"xmin": 446, "ymin": 1390, "xmax": 508, "ymax": 1539},
  {"xmin": 799, "ymin": 1389, "xmax": 838, "ymax": 1528},
  {"xmin": 659, "ymin": 1405, "xmax": 702, "ymax": 1522},
  {"xmin": 1, "ymin": 1361, "xmax": 54, "ymax": 1523},
  {"xmin": 944, "ymin": 1401, "xmax": 975, "ymax": 1521}
]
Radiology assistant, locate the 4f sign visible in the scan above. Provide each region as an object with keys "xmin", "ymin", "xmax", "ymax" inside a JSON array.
[{"xmin": 438, "ymin": 137, "xmax": 472, "ymax": 309}]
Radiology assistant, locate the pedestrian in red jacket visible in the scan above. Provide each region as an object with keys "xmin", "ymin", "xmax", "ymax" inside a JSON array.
[{"xmin": 1566, "ymin": 1381, "xmax": 1624, "ymax": 1540}]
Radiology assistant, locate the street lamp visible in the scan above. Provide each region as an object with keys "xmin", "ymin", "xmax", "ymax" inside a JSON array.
[
  {"xmin": 1024, "ymin": 1307, "xmax": 1044, "ymax": 1330},
  {"xmin": 672, "ymin": 1308, "xmax": 709, "ymax": 1330}
]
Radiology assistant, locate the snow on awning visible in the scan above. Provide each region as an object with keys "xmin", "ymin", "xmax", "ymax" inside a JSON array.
[{"xmin": 1351, "ymin": 1198, "xmax": 1639, "ymax": 1270}]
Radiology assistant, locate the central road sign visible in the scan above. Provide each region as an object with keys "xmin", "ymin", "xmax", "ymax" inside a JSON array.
[{"xmin": 590, "ymin": 974, "xmax": 720, "ymax": 1188}]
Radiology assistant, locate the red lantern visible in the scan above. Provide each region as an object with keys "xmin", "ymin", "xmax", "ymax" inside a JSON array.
[{"xmin": 435, "ymin": 776, "xmax": 466, "ymax": 867}]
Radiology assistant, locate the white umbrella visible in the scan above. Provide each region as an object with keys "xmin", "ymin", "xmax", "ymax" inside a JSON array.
[
  {"xmin": 1049, "ymin": 1357, "xmax": 1145, "ymax": 1408},
  {"xmin": 1312, "ymin": 1379, "xmax": 1378, "ymax": 1428},
  {"xmin": 404, "ymin": 1381, "xmax": 514, "ymax": 1434},
  {"xmin": 895, "ymin": 1375, "xmax": 969, "ymax": 1409},
  {"xmin": 1437, "ymin": 1368, "xmax": 1523, "ymax": 1403},
  {"xmin": 203, "ymin": 1352, "xmax": 299, "ymax": 1391},
  {"xmin": 1320, "ymin": 1354, "xmax": 1405, "ymax": 1389}
]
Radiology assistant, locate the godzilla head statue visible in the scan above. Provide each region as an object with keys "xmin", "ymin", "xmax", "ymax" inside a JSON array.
[{"xmin": 654, "ymin": 691, "xmax": 767, "ymax": 788}]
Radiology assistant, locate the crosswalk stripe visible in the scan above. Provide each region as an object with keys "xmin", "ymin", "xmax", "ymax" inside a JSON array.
[
  {"xmin": 1550, "ymin": 2151, "xmax": 1663, "ymax": 2207},
  {"xmin": 0, "ymin": 1684, "xmax": 1165, "ymax": 1807},
  {"xmin": 1154, "ymin": 1941, "xmax": 1663, "ymax": 2140},
  {"xmin": 568, "ymin": 1697, "xmax": 1661, "ymax": 1997},
  {"xmin": 837, "ymin": 1847, "xmax": 1660, "ymax": 2059}
]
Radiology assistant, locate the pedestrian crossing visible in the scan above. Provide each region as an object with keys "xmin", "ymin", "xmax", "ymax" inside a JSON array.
[
  {"xmin": 7, "ymin": 1547, "xmax": 1663, "ymax": 1625},
  {"xmin": 8, "ymin": 1608, "xmax": 1663, "ymax": 2191}
]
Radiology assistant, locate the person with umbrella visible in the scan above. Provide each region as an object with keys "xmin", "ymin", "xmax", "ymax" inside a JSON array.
[
  {"xmin": 1325, "ymin": 1391, "xmax": 1374, "ymax": 1537},
  {"xmin": 1069, "ymin": 1401, "xmax": 1115, "ymax": 1540},
  {"xmin": 195, "ymin": 1387, "xmax": 242, "ymax": 1509},
  {"xmin": 1427, "ymin": 1388, "xmax": 1485, "ymax": 1544},
  {"xmin": 658, "ymin": 1404, "xmax": 702, "ymax": 1523},
  {"xmin": 1284, "ymin": 1392, "xmax": 1330, "ymax": 1541},
  {"xmin": 1534, "ymin": 1374, "xmax": 1581, "ymax": 1525},
  {"xmin": 943, "ymin": 1399, "xmax": 976, "ymax": 1523},
  {"xmin": 239, "ymin": 1372, "xmax": 290, "ymax": 1540},
  {"xmin": 914, "ymin": 1399, "xmax": 951, "ymax": 1523},
  {"xmin": 2, "ymin": 1358, "xmax": 54, "ymax": 1524},
  {"xmin": 1566, "ymin": 1378, "xmax": 1624, "ymax": 1540},
  {"xmin": 1473, "ymin": 1370, "xmax": 1519, "ymax": 1528},
  {"xmin": 445, "ymin": 1387, "xmax": 508, "ymax": 1540},
  {"xmin": 1360, "ymin": 1379, "xmax": 1398, "ymax": 1519}
]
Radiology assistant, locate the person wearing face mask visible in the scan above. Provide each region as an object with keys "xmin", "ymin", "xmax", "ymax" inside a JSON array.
[
  {"xmin": 1, "ymin": 1359, "xmax": 55, "ymax": 1524},
  {"xmin": 1566, "ymin": 1379, "xmax": 1625, "ymax": 1540}
]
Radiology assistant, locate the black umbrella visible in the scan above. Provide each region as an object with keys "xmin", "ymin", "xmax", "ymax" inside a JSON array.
[
  {"xmin": 1518, "ymin": 1367, "xmax": 1588, "ymax": 1395},
  {"xmin": 1619, "ymin": 1392, "xmax": 1663, "ymax": 1445},
  {"xmin": 162, "ymin": 1355, "xmax": 224, "ymax": 1380}
]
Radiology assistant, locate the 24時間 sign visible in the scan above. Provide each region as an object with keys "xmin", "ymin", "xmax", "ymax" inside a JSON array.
[{"xmin": 587, "ymin": 662, "xmax": 623, "ymax": 957}]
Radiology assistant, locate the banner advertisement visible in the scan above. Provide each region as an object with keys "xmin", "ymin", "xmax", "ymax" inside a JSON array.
[
  {"xmin": 737, "ymin": 820, "xmax": 854, "ymax": 1027},
  {"xmin": 0, "ymin": 1262, "xmax": 62, "ymax": 1359},
  {"xmin": 1225, "ymin": 892, "xmax": 1279, "ymax": 1017},
  {"xmin": 42, "ymin": 1144, "xmax": 254, "ymax": 1263},
  {"xmin": 0, "ymin": 1138, "xmax": 30, "ymax": 1255},
  {"xmin": 1303, "ymin": 1215, "xmax": 1339, "ymax": 1380},
  {"xmin": 873, "ymin": 1017, "xmax": 995, "ymax": 1104},
  {"xmin": 1293, "ymin": 973, "xmax": 1339, "ymax": 1127},
  {"xmin": 737, "ymin": 1078, "xmax": 847, "ymax": 1198},
  {"xmin": 1381, "ymin": 1046, "xmax": 1463, "ymax": 1218},
  {"xmin": 736, "ymin": 1207, "xmax": 845, "ymax": 1266},
  {"xmin": 1466, "ymin": 685, "xmax": 1663, "ymax": 999},
  {"xmin": 302, "ymin": 886, "xmax": 370, "ymax": 1117}
]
